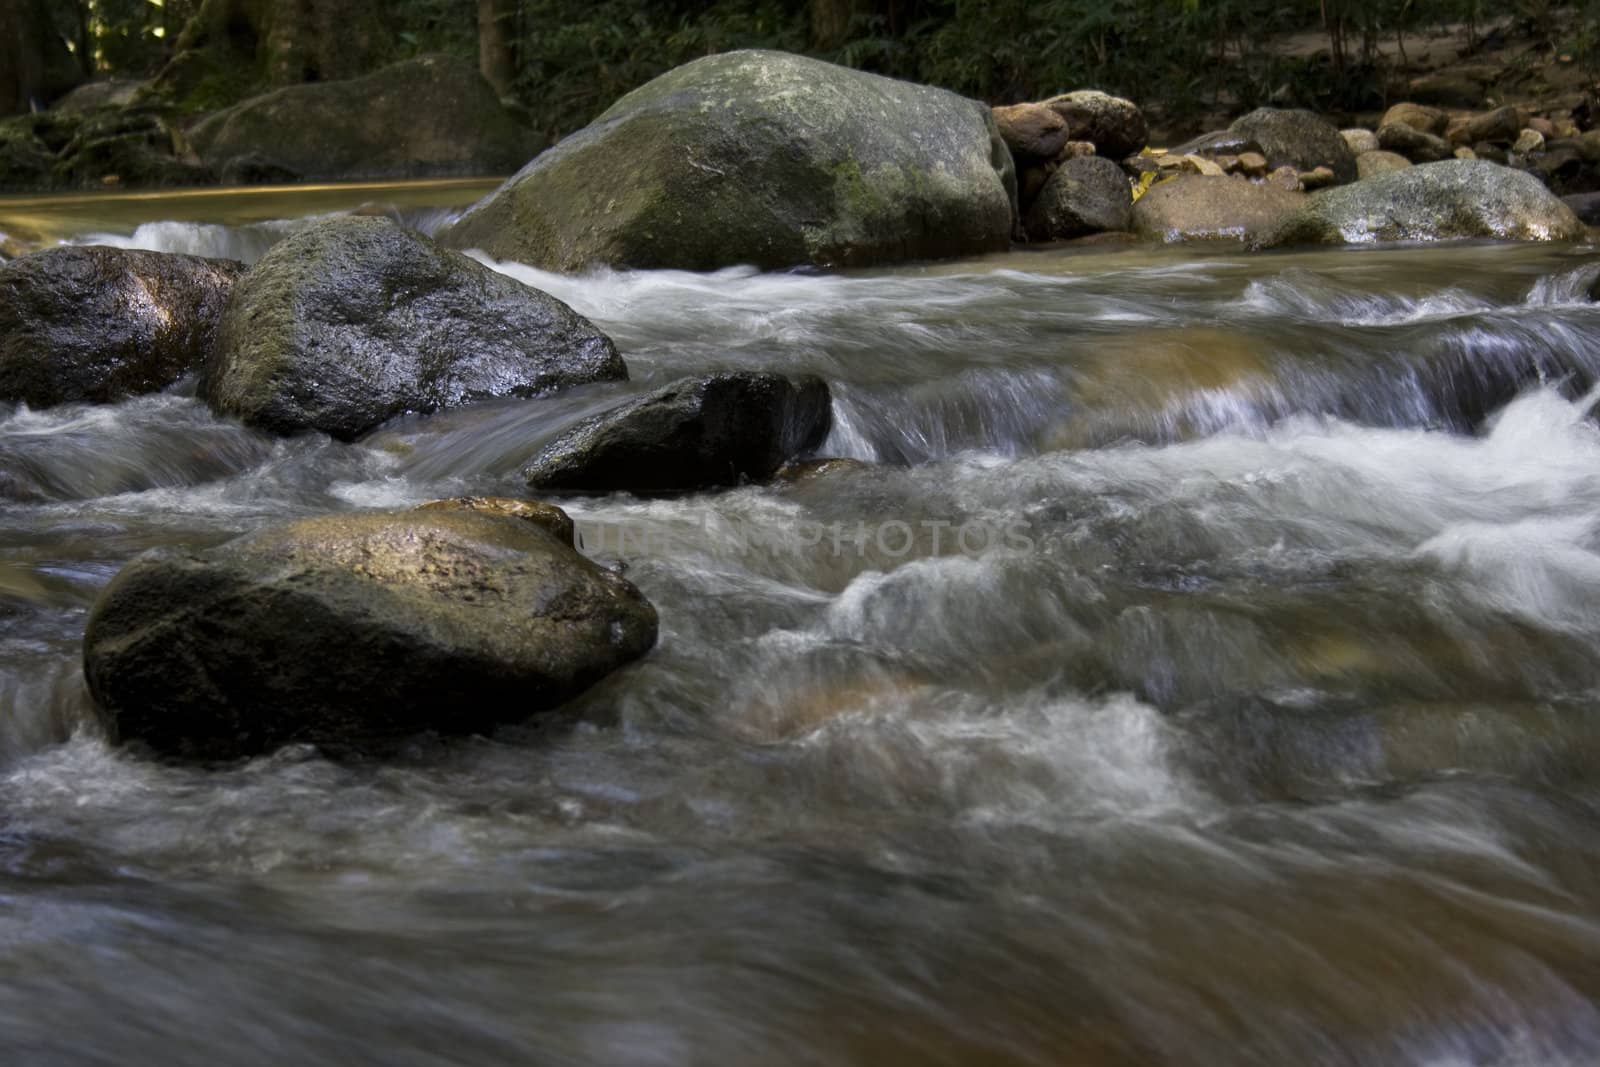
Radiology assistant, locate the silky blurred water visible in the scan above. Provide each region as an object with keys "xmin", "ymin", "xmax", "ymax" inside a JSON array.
[{"xmin": 1, "ymin": 187, "xmax": 1599, "ymax": 1065}]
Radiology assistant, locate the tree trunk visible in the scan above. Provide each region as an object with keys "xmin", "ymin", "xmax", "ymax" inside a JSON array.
[
  {"xmin": 0, "ymin": 0, "xmax": 84, "ymax": 114},
  {"xmin": 810, "ymin": 0, "xmax": 858, "ymax": 50},
  {"xmin": 477, "ymin": 0, "xmax": 516, "ymax": 98}
]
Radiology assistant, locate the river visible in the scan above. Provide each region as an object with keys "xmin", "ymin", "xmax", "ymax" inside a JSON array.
[{"xmin": 2, "ymin": 182, "xmax": 1599, "ymax": 1065}]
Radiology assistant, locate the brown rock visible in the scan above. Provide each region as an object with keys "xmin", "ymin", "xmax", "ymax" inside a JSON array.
[
  {"xmin": 1459, "ymin": 106, "xmax": 1529, "ymax": 146},
  {"xmin": 1511, "ymin": 129, "xmax": 1544, "ymax": 155},
  {"xmin": 1298, "ymin": 166, "xmax": 1338, "ymax": 190},
  {"xmin": 415, "ymin": 496, "xmax": 576, "ymax": 547},
  {"xmin": 1380, "ymin": 103, "xmax": 1448, "ymax": 135},
  {"xmin": 992, "ymin": 103, "xmax": 1070, "ymax": 163},
  {"xmin": 1130, "ymin": 174, "xmax": 1304, "ymax": 243},
  {"xmin": 1341, "ymin": 128, "xmax": 1379, "ymax": 155},
  {"xmin": 1453, "ymin": 146, "xmax": 1478, "ymax": 161},
  {"xmin": 1266, "ymin": 165, "xmax": 1301, "ymax": 191},
  {"xmin": 1041, "ymin": 90, "xmax": 1148, "ymax": 158},
  {"xmin": 1357, "ymin": 150, "xmax": 1413, "ymax": 178},
  {"xmin": 1378, "ymin": 122, "xmax": 1455, "ymax": 163},
  {"xmin": 1236, "ymin": 151, "xmax": 1269, "ymax": 177}
]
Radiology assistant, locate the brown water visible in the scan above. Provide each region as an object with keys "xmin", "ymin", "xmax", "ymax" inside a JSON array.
[{"xmin": 2, "ymin": 185, "xmax": 1600, "ymax": 1065}]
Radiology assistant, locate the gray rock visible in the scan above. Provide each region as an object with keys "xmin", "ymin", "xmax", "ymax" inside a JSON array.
[
  {"xmin": 1024, "ymin": 155, "xmax": 1131, "ymax": 240},
  {"xmin": 1228, "ymin": 108, "xmax": 1357, "ymax": 183},
  {"xmin": 82, "ymin": 506, "xmax": 658, "ymax": 760},
  {"xmin": 442, "ymin": 50, "xmax": 1016, "ymax": 271},
  {"xmin": 1130, "ymin": 175, "xmax": 1305, "ymax": 243},
  {"xmin": 202, "ymin": 215, "xmax": 625, "ymax": 440},
  {"xmin": 1254, "ymin": 160, "xmax": 1586, "ymax": 248},
  {"xmin": 1041, "ymin": 90, "xmax": 1147, "ymax": 159},
  {"xmin": 0, "ymin": 246, "xmax": 242, "ymax": 407},
  {"xmin": 1377, "ymin": 122, "xmax": 1454, "ymax": 163},
  {"xmin": 188, "ymin": 55, "xmax": 531, "ymax": 181},
  {"xmin": 1562, "ymin": 191, "xmax": 1600, "ymax": 224},
  {"xmin": 1357, "ymin": 150, "xmax": 1412, "ymax": 179},
  {"xmin": 524, "ymin": 372, "xmax": 832, "ymax": 495}
]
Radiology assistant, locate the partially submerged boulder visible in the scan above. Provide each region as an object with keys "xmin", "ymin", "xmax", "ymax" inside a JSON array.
[
  {"xmin": 1255, "ymin": 160, "xmax": 1586, "ymax": 248},
  {"xmin": 523, "ymin": 372, "xmax": 833, "ymax": 495},
  {"xmin": 1228, "ymin": 108, "xmax": 1357, "ymax": 184},
  {"xmin": 1041, "ymin": 90, "xmax": 1147, "ymax": 159},
  {"xmin": 1130, "ymin": 175, "xmax": 1304, "ymax": 243},
  {"xmin": 442, "ymin": 50, "xmax": 1016, "ymax": 271},
  {"xmin": 202, "ymin": 215, "xmax": 625, "ymax": 440},
  {"xmin": 1024, "ymin": 155, "xmax": 1131, "ymax": 240},
  {"xmin": 82, "ymin": 506, "xmax": 658, "ymax": 760},
  {"xmin": 0, "ymin": 246, "xmax": 242, "ymax": 407},
  {"xmin": 187, "ymin": 55, "xmax": 530, "ymax": 181}
]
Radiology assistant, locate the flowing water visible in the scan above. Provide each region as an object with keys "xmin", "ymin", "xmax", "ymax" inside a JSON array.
[{"xmin": 3, "ymin": 183, "xmax": 1600, "ymax": 1065}]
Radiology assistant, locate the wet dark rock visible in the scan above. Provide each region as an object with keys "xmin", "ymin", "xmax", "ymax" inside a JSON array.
[
  {"xmin": 0, "ymin": 120, "xmax": 54, "ymax": 189},
  {"xmin": 1255, "ymin": 160, "xmax": 1586, "ymax": 248},
  {"xmin": 1130, "ymin": 175, "xmax": 1305, "ymax": 243},
  {"xmin": 1169, "ymin": 130, "xmax": 1260, "ymax": 159},
  {"xmin": 0, "ymin": 246, "xmax": 243, "ymax": 407},
  {"xmin": 1228, "ymin": 108, "xmax": 1357, "ymax": 184},
  {"xmin": 201, "ymin": 215, "xmax": 625, "ymax": 440},
  {"xmin": 82, "ymin": 507, "xmax": 658, "ymax": 761},
  {"xmin": 442, "ymin": 50, "xmax": 1016, "ymax": 271},
  {"xmin": 1563, "ymin": 191, "xmax": 1600, "ymax": 225},
  {"xmin": 1406, "ymin": 71, "xmax": 1487, "ymax": 108},
  {"xmin": 217, "ymin": 152, "xmax": 301, "ymax": 185},
  {"xmin": 1024, "ymin": 155, "xmax": 1132, "ymax": 240},
  {"xmin": 1377, "ymin": 122, "xmax": 1454, "ymax": 163},
  {"xmin": 187, "ymin": 55, "xmax": 530, "ymax": 181},
  {"xmin": 51, "ymin": 132, "xmax": 214, "ymax": 188},
  {"xmin": 524, "ymin": 372, "xmax": 833, "ymax": 495},
  {"xmin": 1041, "ymin": 90, "xmax": 1147, "ymax": 159}
]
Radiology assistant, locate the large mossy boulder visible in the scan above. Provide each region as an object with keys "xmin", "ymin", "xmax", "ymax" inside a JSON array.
[
  {"xmin": 1255, "ymin": 160, "xmax": 1587, "ymax": 248},
  {"xmin": 202, "ymin": 215, "xmax": 625, "ymax": 440},
  {"xmin": 1228, "ymin": 108, "xmax": 1357, "ymax": 184},
  {"xmin": 82, "ymin": 505, "xmax": 659, "ymax": 761},
  {"xmin": 1130, "ymin": 175, "xmax": 1305, "ymax": 243},
  {"xmin": 524, "ymin": 372, "xmax": 833, "ymax": 495},
  {"xmin": 0, "ymin": 246, "xmax": 242, "ymax": 407},
  {"xmin": 442, "ymin": 50, "xmax": 1017, "ymax": 271},
  {"xmin": 186, "ymin": 55, "xmax": 530, "ymax": 181}
]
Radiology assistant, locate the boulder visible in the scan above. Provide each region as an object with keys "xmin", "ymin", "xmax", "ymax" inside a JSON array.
[
  {"xmin": 201, "ymin": 215, "xmax": 625, "ymax": 440},
  {"xmin": 1041, "ymin": 90, "xmax": 1147, "ymax": 158},
  {"xmin": 993, "ymin": 103, "xmax": 1069, "ymax": 163},
  {"xmin": 1377, "ymin": 122, "xmax": 1454, "ymax": 163},
  {"xmin": 0, "ymin": 119, "xmax": 54, "ymax": 189},
  {"xmin": 523, "ymin": 372, "xmax": 832, "ymax": 495},
  {"xmin": 0, "ymin": 246, "xmax": 242, "ymax": 407},
  {"xmin": 1356, "ymin": 150, "xmax": 1412, "ymax": 179},
  {"xmin": 1457, "ymin": 106, "xmax": 1528, "ymax": 146},
  {"xmin": 442, "ymin": 50, "xmax": 1016, "ymax": 271},
  {"xmin": 1228, "ymin": 108, "xmax": 1357, "ymax": 183},
  {"xmin": 82, "ymin": 506, "xmax": 658, "ymax": 760},
  {"xmin": 1340, "ymin": 128, "xmax": 1379, "ymax": 155},
  {"xmin": 1130, "ymin": 175, "xmax": 1305, "ymax": 243},
  {"xmin": 1380, "ymin": 103, "xmax": 1447, "ymax": 135},
  {"xmin": 1406, "ymin": 71, "xmax": 1486, "ymax": 108},
  {"xmin": 51, "ymin": 80, "xmax": 144, "ymax": 114},
  {"xmin": 186, "ymin": 55, "xmax": 530, "ymax": 181},
  {"xmin": 1254, "ymin": 160, "xmax": 1586, "ymax": 248},
  {"xmin": 1024, "ymin": 155, "xmax": 1131, "ymax": 240}
]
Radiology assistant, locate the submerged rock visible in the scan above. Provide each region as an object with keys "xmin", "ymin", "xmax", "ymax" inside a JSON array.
[
  {"xmin": 1255, "ymin": 160, "xmax": 1587, "ymax": 248},
  {"xmin": 524, "ymin": 372, "xmax": 833, "ymax": 494},
  {"xmin": 83, "ymin": 507, "xmax": 658, "ymax": 760},
  {"xmin": 442, "ymin": 50, "xmax": 1016, "ymax": 271},
  {"xmin": 1024, "ymin": 155, "xmax": 1131, "ymax": 240},
  {"xmin": 187, "ymin": 55, "xmax": 530, "ymax": 181},
  {"xmin": 1228, "ymin": 108, "xmax": 1357, "ymax": 184},
  {"xmin": 1130, "ymin": 175, "xmax": 1304, "ymax": 243},
  {"xmin": 202, "ymin": 215, "xmax": 625, "ymax": 440},
  {"xmin": 0, "ymin": 246, "xmax": 242, "ymax": 407}
]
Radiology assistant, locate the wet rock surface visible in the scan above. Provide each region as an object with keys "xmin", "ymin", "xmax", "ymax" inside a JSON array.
[
  {"xmin": 82, "ymin": 506, "xmax": 659, "ymax": 761},
  {"xmin": 202, "ymin": 215, "xmax": 625, "ymax": 440}
]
